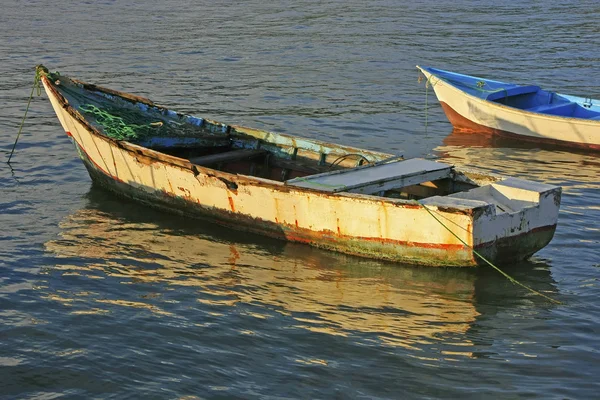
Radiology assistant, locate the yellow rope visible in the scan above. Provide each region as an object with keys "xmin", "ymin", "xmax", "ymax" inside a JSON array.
[{"xmin": 416, "ymin": 200, "xmax": 562, "ymax": 305}]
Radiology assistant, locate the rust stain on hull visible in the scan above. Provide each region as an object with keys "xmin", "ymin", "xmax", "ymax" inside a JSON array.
[
  {"xmin": 74, "ymin": 138, "xmax": 557, "ymax": 267},
  {"xmin": 68, "ymin": 133, "xmax": 558, "ymax": 267}
]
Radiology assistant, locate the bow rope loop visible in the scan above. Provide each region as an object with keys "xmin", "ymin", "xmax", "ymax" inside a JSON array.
[
  {"xmin": 7, "ymin": 66, "xmax": 46, "ymax": 163},
  {"xmin": 415, "ymin": 200, "xmax": 562, "ymax": 305}
]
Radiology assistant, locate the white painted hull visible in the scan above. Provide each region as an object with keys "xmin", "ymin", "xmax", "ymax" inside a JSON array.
[
  {"xmin": 41, "ymin": 74, "xmax": 561, "ymax": 267},
  {"xmin": 419, "ymin": 68, "xmax": 600, "ymax": 150}
]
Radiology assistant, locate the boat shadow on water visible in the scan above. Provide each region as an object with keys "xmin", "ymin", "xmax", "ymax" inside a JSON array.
[
  {"xmin": 442, "ymin": 127, "xmax": 600, "ymax": 156},
  {"xmin": 42, "ymin": 186, "xmax": 560, "ymax": 353},
  {"xmin": 436, "ymin": 128, "xmax": 600, "ymax": 189}
]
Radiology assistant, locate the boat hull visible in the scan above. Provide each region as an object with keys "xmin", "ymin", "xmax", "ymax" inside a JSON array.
[
  {"xmin": 419, "ymin": 68, "xmax": 600, "ymax": 151},
  {"xmin": 78, "ymin": 144, "xmax": 557, "ymax": 267},
  {"xmin": 41, "ymin": 74, "xmax": 560, "ymax": 267}
]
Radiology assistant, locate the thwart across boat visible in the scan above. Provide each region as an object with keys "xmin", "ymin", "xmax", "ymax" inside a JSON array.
[
  {"xmin": 37, "ymin": 65, "xmax": 561, "ymax": 267},
  {"xmin": 417, "ymin": 66, "xmax": 600, "ymax": 151}
]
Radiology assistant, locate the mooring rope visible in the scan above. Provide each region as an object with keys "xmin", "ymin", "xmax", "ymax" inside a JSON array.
[
  {"xmin": 425, "ymin": 75, "xmax": 429, "ymax": 136},
  {"xmin": 418, "ymin": 72, "xmax": 511, "ymax": 121},
  {"xmin": 7, "ymin": 68, "xmax": 44, "ymax": 163},
  {"xmin": 416, "ymin": 200, "xmax": 562, "ymax": 304}
]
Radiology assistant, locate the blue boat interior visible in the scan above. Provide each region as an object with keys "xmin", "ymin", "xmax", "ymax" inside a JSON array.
[{"xmin": 421, "ymin": 67, "xmax": 600, "ymax": 120}]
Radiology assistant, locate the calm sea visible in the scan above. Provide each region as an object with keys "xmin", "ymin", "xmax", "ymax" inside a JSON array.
[{"xmin": 1, "ymin": 1, "xmax": 599, "ymax": 398}]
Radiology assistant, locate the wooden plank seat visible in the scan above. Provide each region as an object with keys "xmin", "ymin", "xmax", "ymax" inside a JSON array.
[
  {"xmin": 285, "ymin": 158, "xmax": 453, "ymax": 194},
  {"xmin": 189, "ymin": 149, "xmax": 268, "ymax": 166}
]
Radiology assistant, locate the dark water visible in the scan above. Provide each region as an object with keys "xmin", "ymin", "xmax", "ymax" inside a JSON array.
[{"xmin": 1, "ymin": 1, "xmax": 599, "ymax": 398}]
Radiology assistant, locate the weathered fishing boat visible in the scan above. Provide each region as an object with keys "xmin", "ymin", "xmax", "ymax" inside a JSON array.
[
  {"xmin": 38, "ymin": 65, "xmax": 562, "ymax": 267},
  {"xmin": 417, "ymin": 66, "xmax": 600, "ymax": 151}
]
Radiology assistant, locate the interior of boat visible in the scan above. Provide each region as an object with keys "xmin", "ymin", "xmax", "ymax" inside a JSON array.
[
  {"xmin": 156, "ymin": 134, "xmax": 465, "ymax": 198},
  {"xmin": 489, "ymin": 87, "xmax": 600, "ymax": 119},
  {"xmin": 144, "ymin": 131, "xmax": 533, "ymax": 217},
  {"xmin": 128, "ymin": 116, "xmax": 483, "ymax": 202},
  {"xmin": 55, "ymin": 74, "xmax": 489, "ymax": 202}
]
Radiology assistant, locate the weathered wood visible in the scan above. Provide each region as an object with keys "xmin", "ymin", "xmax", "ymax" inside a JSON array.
[
  {"xmin": 286, "ymin": 158, "xmax": 453, "ymax": 194},
  {"xmin": 189, "ymin": 149, "xmax": 268, "ymax": 166}
]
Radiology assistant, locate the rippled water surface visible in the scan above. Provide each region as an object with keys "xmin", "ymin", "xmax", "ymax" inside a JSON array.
[{"xmin": 1, "ymin": 1, "xmax": 599, "ymax": 398}]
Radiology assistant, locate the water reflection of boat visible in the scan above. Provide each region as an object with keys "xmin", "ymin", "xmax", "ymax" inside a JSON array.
[
  {"xmin": 442, "ymin": 128, "xmax": 600, "ymax": 155},
  {"xmin": 437, "ymin": 129, "xmax": 600, "ymax": 190},
  {"xmin": 44, "ymin": 188, "xmax": 559, "ymax": 355}
]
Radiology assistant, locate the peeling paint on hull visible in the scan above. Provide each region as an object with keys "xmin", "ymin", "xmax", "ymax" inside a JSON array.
[
  {"xmin": 76, "ymin": 142, "xmax": 557, "ymax": 267},
  {"xmin": 79, "ymin": 150, "xmax": 475, "ymax": 266}
]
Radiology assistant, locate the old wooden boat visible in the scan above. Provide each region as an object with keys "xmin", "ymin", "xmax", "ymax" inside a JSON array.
[
  {"xmin": 38, "ymin": 65, "xmax": 562, "ymax": 267},
  {"xmin": 417, "ymin": 66, "xmax": 600, "ymax": 151}
]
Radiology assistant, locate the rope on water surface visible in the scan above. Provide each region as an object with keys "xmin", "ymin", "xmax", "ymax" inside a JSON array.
[
  {"xmin": 416, "ymin": 200, "xmax": 562, "ymax": 305},
  {"xmin": 7, "ymin": 68, "xmax": 44, "ymax": 163}
]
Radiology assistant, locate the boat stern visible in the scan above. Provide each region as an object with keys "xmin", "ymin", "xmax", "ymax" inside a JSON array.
[{"xmin": 468, "ymin": 177, "xmax": 562, "ymax": 264}]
